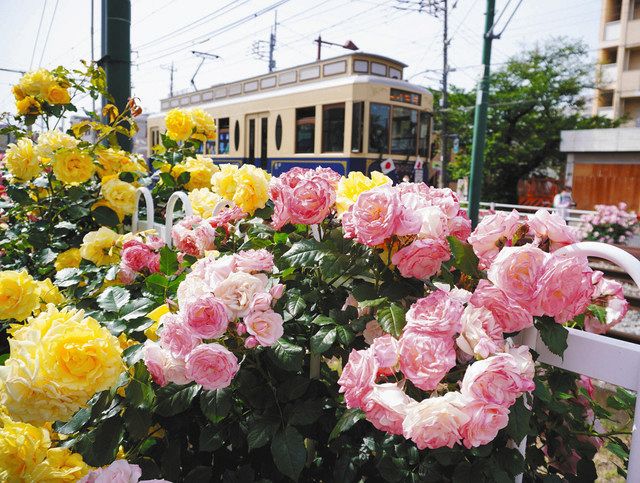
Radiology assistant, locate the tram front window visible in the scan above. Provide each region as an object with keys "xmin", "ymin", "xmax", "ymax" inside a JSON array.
[
  {"xmin": 369, "ymin": 103, "xmax": 390, "ymax": 153},
  {"xmin": 296, "ymin": 106, "xmax": 316, "ymax": 153},
  {"xmin": 218, "ymin": 118, "xmax": 230, "ymax": 154},
  {"xmin": 322, "ymin": 103, "xmax": 345, "ymax": 152},
  {"xmin": 391, "ymin": 107, "xmax": 417, "ymax": 155},
  {"xmin": 419, "ymin": 111, "xmax": 431, "ymax": 157}
]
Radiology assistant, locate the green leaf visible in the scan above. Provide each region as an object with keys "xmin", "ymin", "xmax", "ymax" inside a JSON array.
[
  {"xmin": 336, "ymin": 325, "xmax": 355, "ymax": 345},
  {"xmin": 447, "ymin": 236, "xmax": 481, "ymax": 278},
  {"xmin": 121, "ymin": 298, "xmax": 155, "ymax": 321},
  {"xmin": 310, "ymin": 326, "xmax": 337, "ymax": 354},
  {"xmin": 199, "ymin": 388, "xmax": 232, "ymax": 423},
  {"xmin": 377, "ymin": 455, "xmax": 405, "ymax": 482},
  {"xmin": 504, "ymin": 396, "xmax": 531, "ymax": 442},
  {"xmin": 6, "ymin": 185, "xmax": 32, "ymax": 204},
  {"xmin": 288, "ymin": 399, "xmax": 323, "ymax": 425},
  {"xmin": 270, "ymin": 426, "xmax": 307, "ymax": 481},
  {"xmin": 277, "ymin": 376, "xmax": 310, "ymax": 403},
  {"xmin": 534, "ymin": 317, "xmax": 568, "ymax": 357},
  {"xmin": 352, "ymin": 282, "xmax": 378, "ymax": 302},
  {"xmin": 377, "ymin": 303, "xmax": 406, "ymax": 337},
  {"xmin": 247, "ymin": 415, "xmax": 279, "ymax": 451},
  {"xmin": 606, "ymin": 441, "xmax": 629, "ymax": 461},
  {"xmin": 92, "ymin": 205, "xmax": 121, "ymax": 228},
  {"xmin": 176, "ymin": 171, "xmax": 191, "ymax": 186},
  {"xmin": 119, "ymin": 171, "xmax": 135, "ymax": 182},
  {"xmin": 145, "ymin": 273, "xmax": 168, "ymax": 296},
  {"xmin": 319, "ymin": 252, "xmax": 351, "ymax": 279},
  {"xmin": 54, "ymin": 407, "xmax": 91, "ymax": 435},
  {"xmin": 55, "ymin": 268, "xmax": 83, "ymax": 287},
  {"xmin": 311, "ymin": 315, "xmax": 336, "ymax": 326},
  {"xmin": 358, "ymin": 297, "xmax": 388, "ymax": 308},
  {"xmin": 125, "ymin": 373, "xmax": 155, "ymax": 410},
  {"xmin": 285, "ymin": 294, "xmax": 306, "ymax": 320},
  {"xmin": 159, "ymin": 246, "xmax": 179, "ymax": 275},
  {"xmin": 155, "ymin": 384, "xmax": 200, "ymax": 416},
  {"xmin": 74, "ymin": 416, "xmax": 125, "ymax": 467},
  {"xmin": 329, "ymin": 408, "xmax": 365, "ymax": 440},
  {"xmin": 199, "ymin": 424, "xmax": 226, "ymax": 452},
  {"xmin": 588, "ymin": 304, "xmax": 607, "ymax": 324},
  {"xmin": 273, "ymin": 232, "xmax": 289, "ymax": 244},
  {"xmin": 123, "ymin": 407, "xmax": 152, "ymax": 440},
  {"xmin": 159, "ymin": 172, "xmax": 176, "ymax": 187},
  {"xmin": 184, "ymin": 466, "xmax": 212, "ymax": 483},
  {"xmin": 269, "ymin": 339, "xmax": 305, "ymax": 372},
  {"xmin": 97, "ymin": 286, "xmax": 131, "ymax": 312},
  {"xmin": 281, "ymin": 239, "xmax": 325, "ymax": 267}
]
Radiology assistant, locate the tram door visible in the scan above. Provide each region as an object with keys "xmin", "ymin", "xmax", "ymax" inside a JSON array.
[{"xmin": 245, "ymin": 113, "xmax": 269, "ymax": 169}]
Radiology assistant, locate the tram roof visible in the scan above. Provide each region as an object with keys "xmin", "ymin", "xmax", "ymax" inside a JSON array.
[{"xmin": 159, "ymin": 52, "xmax": 416, "ymax": 112}]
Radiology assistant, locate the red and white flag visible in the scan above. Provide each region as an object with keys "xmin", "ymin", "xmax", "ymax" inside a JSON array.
[
  {"xmin": 414, "ymin": 156, "xmax": 424, "ymax": 170},
  {"xmin": 380, "ymin": 158, "xmax": 395, "ymax": 174}
]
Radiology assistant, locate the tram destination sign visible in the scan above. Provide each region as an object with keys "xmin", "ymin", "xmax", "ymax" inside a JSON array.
[{"xmin": 390, "ymin": 88, "xmax": 421, "ymax": 106}]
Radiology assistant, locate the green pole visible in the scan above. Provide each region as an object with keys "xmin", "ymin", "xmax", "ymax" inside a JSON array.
[
  {"xmin": 101, "ymin": 0, "xmax": 131, "ymax": 152},
  {"xmin": 467, "ymin": 0, "xmax": 495, "ymax": 227}
]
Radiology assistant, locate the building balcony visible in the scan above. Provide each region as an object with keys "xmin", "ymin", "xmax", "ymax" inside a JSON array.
[
  {"xmin": 597, "ymin": 106, "xmax": 615, "ymax": 119},
  {"xmin": 620, "ymin": 70, "xmax": 640, "ymax": 98},
  {"xmin": 627, "ymin": 19, "xmax": 640, "ymax": 45},
  {"xmin": 598, "ymin": 63, "xmax": 618, "ymax": 87},
  {"xmin": 604, "ymin": 20, "xmax": 620, "ymax": 41}
]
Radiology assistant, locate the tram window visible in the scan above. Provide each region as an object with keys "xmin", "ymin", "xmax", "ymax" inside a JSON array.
[
  {"xmin": 295, "ymin": 106, "xmax": 316, "ymax": 153},
  {"xmin": 205, "ymin": 140, "xmax": 216, "ymax": 155},
  {"xmin": 322, "ymin": 103, "xmax": 345, "ymax": 153},
  {"xmin": 351, "ymin": 102, "xmax": 364, "ymax": 153},
  {"xmin": 369, "ymin": 103, "xmax": 390, "ymax": 154},
  {"xmin": 234, "ymin": 120, "xmax": 240, "ymax": 152},
  {"xmin": 275, "ymin": 115, "xmax": 283, "ymax": 150},
  {"xmin": 418, "ymin": 112, "xmax": 431, "ymax": 157},
  {"xmin": 391, "ymin": 107, "xmax": 417, "ymax": 155},
  {"xmin": 218, "ymin": 118, "xmax": 229, "ymax": 154}
]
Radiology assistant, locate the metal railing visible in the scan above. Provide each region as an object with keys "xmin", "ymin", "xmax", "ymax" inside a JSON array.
[{"xmin": 459, "ymin": 200, "xmax": 595, "ymax": 224}]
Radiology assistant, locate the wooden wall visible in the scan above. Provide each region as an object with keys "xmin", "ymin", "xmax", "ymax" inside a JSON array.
[{"xmin": 573, "ymin": 163, "xmax": 640, "ymax": 211}]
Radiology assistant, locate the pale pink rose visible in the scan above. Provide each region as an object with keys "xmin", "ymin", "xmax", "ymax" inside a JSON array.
[
  {"xmin": 584, "ymin": 274, "xmax": 628, "ymax": 334},
  {"xmin": 416, "ymin": 205, "xmax": 449, "ymax": 240},
  {"xmin": 487, "ymin": 245, "xmax": 549, "ymax": 315},
  {"xmin": 535, "ymin": 254, "xmax": 593, "ymax": 323},
  {"xmin": 469, "ymin": 210, "xmax": 523, "ymax": 267},
  {"xmin": 118, "ymin": 264, "xmax": 138, "ymax": 285},
  {"xmin": 371, "ymin": 334, "xmax": 400, "ymax": 373},
  {"xmin": 433, "ymin": 282, "xmax": 473, "ymax": 304},
  {"xmin": 458, "ymin": 399, "xmax": 510, "ymax": 448},
  {"xmin": 391, "ymin": 238, "xmax": 451, "ymax": 280},
  {"xmin": 575, "ymin": 375, "xmax": 596, "ymax": 407},
  {"xmin": 313, "ymin": 167, "xmax": 342, "ymax": 187},
  {"xmin": 402, "ymin": 392, "xmax": 469, "ymax": 449},
  {"xmin": 79, "ymin": 460, "xmax": 141, "ymax": 483},
  {"xmin": 279, "ymin": 167, "xmax": 308, "ymax": 188},
  {"xmin": 396, "ymin": 181, "xmax": 430, "ymax": 198},
  {"xmin": 348, "ymin": 186, "xmax": 403, "ymax": 246},
  {"xmin": 269, "ymin": 179, "xmax": 291, "ymax": 230},
  {"xmin": 528, "ymin": 209, "xmax": 578, "ymax": 251},
  {"xmin": 171, "ymin": 216, "xmax": 217, "ymax": 257},
  {"xmin": 362, "ymin": 319, "xmax": 384, "ymax": 344},
  {"xmin": 399, "ymin": 334, "xmax": 456, "ymax": 391},
  {"xmin": 177, "ymin": 273, "xmax": 211, "ymax": 308},
  {"xmin": 338, "ymin": 348, "xmax": 378, "ymax": 408},
  {"xmin": 341, "ymin": 208, "xmax": 357, "ymax": 239},
  {"xmin": 183, "ymin": 295, "xmax": 230, "ymax": 339},
  {"xmin": 145, "ymin": 234, "xmax": 166, "ymax": 251},
  {"xmin": 362, "ymin": 382, "xmax": 412, "ymax": 435},
  {"xmin": 190, "ymin": 254, "xmax": 234, "ymax": 290},
  {"xmin": 449, "ymin": 210, "xmax": 472, "ymax": 241},
  {"xmin": 213, "ymin": 271, "xmax": 268, "ymax": 318},
  {"xmin": 427, "ymin": 187, "xmax": 460, "ymax": 218},
  {"xmin": 469, "ymin": 280, "xmax": 533, "ymax": 333},
  {"xmin": 244, "ymin": 336, "xmax": 259, "ymax": 348},
  {"xmin": 159, "ymin": 313, "xmax": 201, "ymax": 358},
  {"xmin": 404, "ymin": 290, "xmax": 464, "ymax": 338},
  {"xmin": 456, "ymin": 305, "xmax": 504, "ymax": 359},
  {"xmin": 121, "ymin": 240, "xmax": 153, "ymax": 272},
  {"xmin": 232, "ymin": 248, "xmax": 274, "ymax": 273},
  {"xmin": 236, "ymin": 323, "xmax": 247, "ymax": 335},
  {"xmin": 185, "ymin": 343, "xmax": 239, "ymax": 390},
  {"xmin": 270, "ymin": 283, "xmax": 285, "ymax": 300},
  {"xmin": 143, "ymin": 342, "xmax": 170, "ymax": 387},
  {"xmin": 147, "ymin": 252, "xmax": 161, "ymax": 274},
  {"xmin": 250, "ymin": 292, "xmax": 273, "ymax": 312},
  {"xmin": 208, "ymin": 205, "xmax": 246, "ymax": 228},
  {"xmin": 244, "ymin": 308, "xmax": 284, "ymax": 346},
  {"xmin": 461, "ymin": 347, "xmax": 535, "ymax": 406},
  {"xmin": 287, "ymin": 176, "xmax": 336, "ymax": 225}
]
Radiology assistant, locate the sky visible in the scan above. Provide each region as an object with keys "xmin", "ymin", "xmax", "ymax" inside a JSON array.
[{"xmin": 0, "ymin": 0, "xmax": 603, "ymax": 119}]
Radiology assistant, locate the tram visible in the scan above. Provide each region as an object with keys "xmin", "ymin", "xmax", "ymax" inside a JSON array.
[{"xmin": 147, "ymin": 53, "xmax": 433, "ymax": 180}]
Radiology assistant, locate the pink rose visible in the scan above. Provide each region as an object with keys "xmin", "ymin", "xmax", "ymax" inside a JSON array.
[
  {"xmin": 391, "ymin": 238, "xmax": 451, "ymax": 280},
  {"xmin": 270, "ymin": 283, "xmax": 285, "ymax": 300},
  {"xmin": 185, "ymin": 343, "xmax": 239, "ymax": 390},
  {"xmin": 143, "ymin": 342, "xmax": 170, "ymax": 387},
  {"xmin": 487, "ymin": 245, "xmax": 549, "ymax": 314},
  {"xmin": 584, "ymin": 273, "xmax": 628, "ymax": 334},
  {"xmin": 213, "ymin": 271, "xmax": 268, "ymax": 318},
  {"xmin": 118, "ymin": 264, "xmax": 138, "ymax": 285},
  {"xmin": 404, "ymin": 290, "xmax": 464, "ymax": 338},
  {"xmin": 244, "ymin": 336, "xmax": 259, "ymax": 349},
  {"xmin": 362, "ymin": 319, "xmax": 384, "ymax": 344},
  {"xmin": 244, "ymin": 308, "xmax": 284, "ymax": 346},
  {"xmin": 159, "ymin": 313, "xmax": 201, "ymax": 358},
  {"xmin": 232, "ymin": 248, "xmax": 274, "ymax": 273},
  {"xmin": 459, "ymin": 400, "xmax": 510, "ymax": 448},
  {"xmin": 288, "ymin": 176, "xmax": 336, "ymax": 225},
  {"xmin": 250, "ymin": 292, "xmax": 273, "ymax": 312},
  {"xmin": 208, "ymin": 205, "xmax": 246, "ymax": 228},
  {"xmin": 427, "ymin": 187, "xmax": 460, "ymax": 218},
  {"xmin": 80, "ymin": 460, "xmax": 142, "ymax": 483},
  {"xmin": 456, "ymin": 305, "xmax": 504, "ymax": 359},
  {"xmin": 362, "ymin": 382, "xmax": 411, "ymax": 435},
  {"xmin": 171, "ymin": 216, "xmax": 217, "ymax": 258},
  {"xmin": 399, "ymin": 334, "xmax": 456, "ymax": 391},
  {"xmin": 269, "ymin": 179, "xmax": 291, "ymax": 230},
  {"xmin": 371, "ymin": 334, "xmax": 400, "ymax": 373},
  {"xmin": 449, "ymin": 210, "xmax": 472, "ymax": 241},
  {"xmin": 528, "ymin": 209, "xmax": 578, "ymax": 251},
  {"xmin": 469, "ymin": 210, "xmax": 523, "ymax": 267},
  {"xmin": 313, "ymin": 167, "xmax": 342, "ymax": 187},
  {"xmin": 415, "ymin": 205, "xmax": 449, "ymax": 240},
  {"xmin": 535, "ymin": 254, "xmax": 593, "ymax": 323},
  {"xmin": 338, "ymin": 348, "xmax": 378, "ymax": 408},
  {"xmin": 470, "ymin": 280, "xmax": 533, "ymax": 333},
  {"xmin": 190, "ymin": 254, "xmax": 234, "ymax": 290},
  {"xmin": 402, "ymin": 392, "xmax": 469, "ymax": 449},
  {"xmin": 347, "ymin": 187, "xmax": 403, "ymax": 246},
  {"xmin": 461, "ymin": 346, "xmax": 535, "ymax": 406},
  {"xmin": 183, "ymin": 295, "xmax": 230, "ymax": 339},
  {"xmin": 145, "ymin": 235, "xmax": 166, "ymax": 251},
  {"xmin": 121, "ymin": 241, "xmax": 153, "ymax": 273}
]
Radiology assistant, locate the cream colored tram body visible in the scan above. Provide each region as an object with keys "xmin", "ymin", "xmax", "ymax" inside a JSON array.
[{"xmin": 147, "ymin": 53, "xmax": 433, "ymax": 180}]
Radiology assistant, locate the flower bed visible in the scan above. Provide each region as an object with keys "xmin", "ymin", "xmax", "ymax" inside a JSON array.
[{"xmin": 578, "ymin": 203, "xmax": 640, "ymax": 245}]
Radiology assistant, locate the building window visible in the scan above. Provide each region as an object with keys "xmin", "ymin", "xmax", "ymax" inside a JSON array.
[
  {"xmin": 150, "ymin": 127, "xmax": 160, "ymax": 147},
  {"xmin": 322, "ymin": 103, "xmax": 345, "ymax": 152},
  {"xmin": 351, "ymin": 102, "xmax": 364, "ymax": 153},
  {"xmin": 234, "ymin": 120, "xmax": 240, "ymax": 152},
  {"xmin": 418, "ymin": 112, "xmax": 431, "ymax": 157},
  {"xmin": 218, "ymin": 118, "xmax": 229, "ymax": 154},
  {"xmin": 369, "ymin": 103, "xmax": 390, "ymax": 154},
  {"xmin": 275, "ymin": 115, "xmax": 283, "ymax": 150},
  {"xmin": 295, "ymin": 106, "xmax": 316, "ymax": 153},
  {"xmin": 391, "ymin": 107, "xmax": 417, "ymax": 155}
]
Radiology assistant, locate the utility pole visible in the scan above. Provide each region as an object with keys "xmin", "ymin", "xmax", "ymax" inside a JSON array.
[
  {"xmin": 161, "ymin": 62, "xmax": 176, "ymax": 96},
  {"xmin": 467, "ymin": 0, "xmax": 496, "ymax": 227},
  {"xmin": 439, "ymin": 0, "xmax": 449, "ymax": 189},
  {"xmin": 91, "ymin": 0, "xmax": 96, "ymax": 115},
  {"xmin": 268, "ymin": 12, "xmax": 277, "ymax": 72},
  {"xmin": 101, "ymin": 0, "xmax": 131, "ymax": 151}
]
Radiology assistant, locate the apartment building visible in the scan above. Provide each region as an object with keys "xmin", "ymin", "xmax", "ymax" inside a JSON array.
[{"xmin": 594, "ymin": 0, "xmax": 640, "ymax": 125}]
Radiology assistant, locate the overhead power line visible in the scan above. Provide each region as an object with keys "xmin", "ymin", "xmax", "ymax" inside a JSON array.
[
  {"xmin": 38, "ymin": 0, "xmax": 60, "ymax": 67},
  {"xmin": 30, "ymin": 0, "xmax": 48, "ymax": 70}
]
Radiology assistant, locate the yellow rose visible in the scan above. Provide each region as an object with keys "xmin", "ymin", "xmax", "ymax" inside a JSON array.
[
  {"xmin": 52, "ymin": 149, "xmax": 95, "ymax": 185},
  {"xmin": 37, "ymin": 278, "xmax": 66, "ymax": 308},
  {"xmin": 100, "ymin": 175, "xmax": 137, "ymax": 216},
  {"xmin": 16, "ymin": 96, "xmax": 42, "ymax": 115},
  {"xmin": 26, "ymin": 447, "xmax": 90, "ymax": 482},
  {"xmin": 4, "ymin": 137, "xmax": 40, "ymax": 182},
  {"xmin": 210, "ymin": 163, "xmax": 239, "ymax": 200},
  {"xmin": 0, "ymin": 415, "xmax": 51, "ymax": 478},
  {"xmin": 191, "ymin": 108, "xmax": 217, "ymax": 142},
  {"xmin": 12, "ymin": 84, "xmax": 26, "ymax": 101},
  {"xmin": 0, "ymin": 270, "xmax": 40, "ymax": 321},
  {"xmin": 95, "ymin": 148, "xmax": 146, "ymax": 178},
  {"xmin": 35, "ymin": 130, "xmax": 79, "ymax": 162},
  {"xmin": 335, "ymin": 171, "xmax": 391, "ymax": 215},
  {"xmin": 165, "ymin": 108, "xmax": 194, "ymax": 142},
  {"xmin": 80, "ymin": 227, "xmax": 120, "ymax": 266},
  {"xmin": 0, "ymin": 305, "xmax": 124, "ymax": 425},
  {"xmin": 45, "ymin": 84, "xmax": 71, "ymax": 105},
  {"xmin": 144, "ymin": 304, "xmax": 170, "ymax": 341},
  {"xmin": 174, "ymin": 155, "xmax": 219, "ymax": 191},
  {"xmin": 18, "ymin": 68, "xmax": 56, "ymax": 97},
  {"xmin": 188, "ymin": 188, "xmax": 223, "ymax": 218},
  {"xmin": 231, "ymin": 164, "xmax": 270, "ymax": 214},
  {"xmin": 54, "ymin": 248, "xmax": 81, "ymax": 271}
]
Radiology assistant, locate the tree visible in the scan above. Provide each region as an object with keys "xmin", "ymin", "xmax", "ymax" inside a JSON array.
[{"xmin": 435, "ymin": 38, "xmax": 618, "ymax": 203}]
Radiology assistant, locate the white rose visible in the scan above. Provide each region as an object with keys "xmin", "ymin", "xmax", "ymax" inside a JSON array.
[{"xmin": 214, "ymin": 271, "xmax": 268, "ymax": 318}]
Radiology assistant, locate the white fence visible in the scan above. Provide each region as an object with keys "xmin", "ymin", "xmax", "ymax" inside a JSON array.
[{"xmin": 459, "ymin": 200, "xmax": 595, "ymax": 225}]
